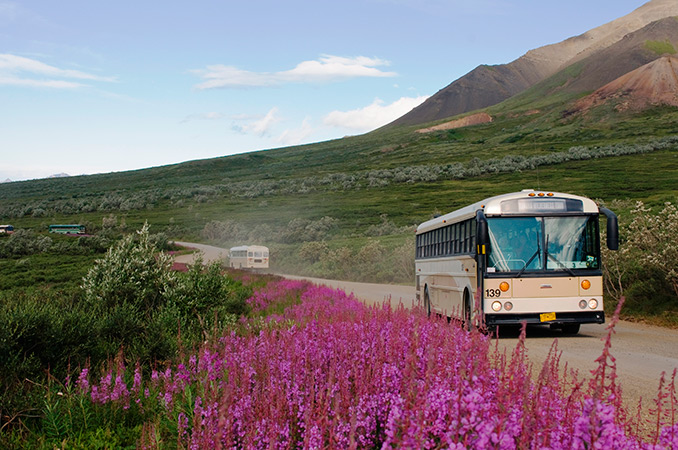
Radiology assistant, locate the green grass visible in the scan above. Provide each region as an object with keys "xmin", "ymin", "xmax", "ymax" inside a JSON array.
[
  {"xmin": 645, "ymin": 39, "xmax": 677, "ymax": 55},
  {"xmin": 0, "ymin": 253, "xmax": 98, "ymax": 291}
]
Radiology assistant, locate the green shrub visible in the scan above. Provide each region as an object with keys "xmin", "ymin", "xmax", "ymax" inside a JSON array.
[
  {"xmin": 602, "ymin": 201, "xmax": 678, "ymax": 319},
  {"xmin": 0, "ymin": 229, "xmax": 52, "ymax": 257},
  {"xmin": 82, "ymin": 223, "xmax": 177, "ymax": 313},
  {"xmin": 171, "ymin": 258, "xmax": 251, "ymax": 329},
  {"xmin": 0, "ymin": 292, "xmax": 98, "ymax": 384},
  {"xmin": 0, "ymin": 225, "xmax": 254, "ymax": 438}
]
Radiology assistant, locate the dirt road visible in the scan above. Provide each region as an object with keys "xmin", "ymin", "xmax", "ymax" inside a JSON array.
[{"xmin": 174, "ymin": 242, "xmax": 678, "ymax": 411}]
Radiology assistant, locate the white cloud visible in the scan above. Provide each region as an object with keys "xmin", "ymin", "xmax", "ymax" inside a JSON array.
[
  {"xmin": 0, "ymin": 53, "xmax": 116, "ymax": 88},
  {"xmin": 0, "ymin": 76, "xmax": 84, "ymax": 88},
  {"xmin": 324, "ymin": 96, "xmax": 429, "ymax": 132},
  {"xmin": 277, "ymin": 118, "xmax": 314, "ymax": 146},
  {"xmin": 192, "ymin": 54, "xmax": 397, "ymax": 90},
  {"xmin": 233, "ymin": 108, "xmax": 281, "ymax": 137}
]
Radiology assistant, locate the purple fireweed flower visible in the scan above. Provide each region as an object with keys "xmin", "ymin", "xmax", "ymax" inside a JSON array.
[
  {"xmin": 110, "ymin": 373, "xmax": 129, "ymax": 404},
  {"xmin": 161, "ymin": 391, "xmax": 173, "ymax": 409},
  {"xmin": 132, "ymin": 364, "xmax": 142, "ymax": 394},
  {"xmin": 91, "ymin": 372, "xmax": 113, "ymax": 404},
  {"xmin": 177, "ymin": 411, "xmax": 189, "ymax": 447},
  {"xmin": 572, "ymin": 398, "xmax": 639, "ymax": 449},
  {"xmin": 80, "ymin": 281, "xmax": 677, "ymax": 449},
  {"xmin": 76, "ymin": 368, "xmax": 90, "ymax": 395},
  {"xmin": 658, "ymin": 423, "xmax": 678, "ymax": 448}
]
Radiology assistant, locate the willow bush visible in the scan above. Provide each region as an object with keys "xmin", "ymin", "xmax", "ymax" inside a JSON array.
[{"xmin": 602, "ymin": 201, "xmax": 678, "ymax": 321}]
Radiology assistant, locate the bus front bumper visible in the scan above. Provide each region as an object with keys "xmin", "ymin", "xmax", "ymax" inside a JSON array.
[{"xmin": 485, "ymin": 311, "xmax": 605, "ymax": 327}]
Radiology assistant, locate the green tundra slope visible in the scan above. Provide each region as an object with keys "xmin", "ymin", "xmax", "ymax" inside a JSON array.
[{"xmin": 1, "ymin": 101, "xmax": 677, "ymax": 237}]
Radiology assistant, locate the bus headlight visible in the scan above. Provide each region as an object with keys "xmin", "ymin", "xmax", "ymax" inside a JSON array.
[
  {"xmin": 492, "ymin": 301, "xmax": 502, "ymax": 311},
  {"xmin": 581, "ymin": 279, "xmax": 591, "ymax": 290},
  {"xmin": 504, "ymin": 302, "xmax": 513, "ymax": 311},
  {"xmin": 499, "ymin": 282, "xmax": 510, "ymax": 292},
  {"xmin": 588, "ymin": 299, "xmax": 598, "ymax": 309},
  {"xmin": 579, "ymin": 300, "xmax": 588, "ymax": 309}
]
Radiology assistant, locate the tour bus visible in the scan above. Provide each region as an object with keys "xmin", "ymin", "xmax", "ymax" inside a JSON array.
[
  {"xmin": 229, "ymin": 245, "xmax": 270, "ymax": 270},
  {"xmin": 49, "ymin": 224, "xmax": 86, "ymax": 234},
  {"xmin": 415, "ymin": 190, "xmax": 619, "ymax": 334}
]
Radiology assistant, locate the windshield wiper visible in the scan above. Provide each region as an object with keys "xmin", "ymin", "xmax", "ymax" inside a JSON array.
[
  {"xmin": 545, "ymin": 234, "xmax": 577, "ymax": 277},
  {"xmin": 516, "ymin": 233, "xmax": 541, "ymax": 277}
]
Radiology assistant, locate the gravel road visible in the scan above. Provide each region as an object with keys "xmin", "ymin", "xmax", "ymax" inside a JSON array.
[{"xmin": 173, "ymin": 241, "xmax": 678, "ymax": 412}]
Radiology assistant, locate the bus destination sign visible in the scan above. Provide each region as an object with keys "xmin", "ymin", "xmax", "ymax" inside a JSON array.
[{"xmin": 500, "ymin": 198, "xmax": 584, "ymax": 214}]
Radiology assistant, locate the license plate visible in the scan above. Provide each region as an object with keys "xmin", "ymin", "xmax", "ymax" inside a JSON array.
[{"xmin": 540, "ymin": 312, "xmax": 556, "ymax": 322}]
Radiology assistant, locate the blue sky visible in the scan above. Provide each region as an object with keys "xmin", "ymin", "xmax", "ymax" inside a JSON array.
[{"xmin": 0, "ymin": 0, "xmax": 646, "ymax": 181}]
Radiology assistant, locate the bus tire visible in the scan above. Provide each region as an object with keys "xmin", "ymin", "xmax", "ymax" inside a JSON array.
[
  {"xmin": 562, "ymin": 323, "xmax": 580, "ymax": 335},
  {"xmin": 463, "ymin": 289, "xmax": 472, "ymax": 331},
  {"xmin": 424, "ymin": 287, "xmax": 431, "ymax": 317}
]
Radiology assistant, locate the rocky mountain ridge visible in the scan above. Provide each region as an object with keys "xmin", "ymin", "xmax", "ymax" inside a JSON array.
[{"xmin": 391, "ymin": 0, "xmax": 678, "ymax": 126}]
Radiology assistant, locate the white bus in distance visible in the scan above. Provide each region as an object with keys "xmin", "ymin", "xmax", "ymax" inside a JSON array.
[
  {"xmin": 229, "ymin": 245, "xmax": 269, "ymax": 270},
  {"xmin": 415, "ymin": 190, "xmax": 619, "ymax": 335}
]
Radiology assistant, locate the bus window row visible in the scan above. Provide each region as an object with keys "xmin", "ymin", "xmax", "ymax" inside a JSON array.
[{"xmin": 416, "ymin": 218, "xmax": 477, "ymax": 259}]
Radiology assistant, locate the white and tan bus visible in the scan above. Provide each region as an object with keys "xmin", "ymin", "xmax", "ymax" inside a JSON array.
[
  {"xmin": 229, "ymin": 245, "xmax": 270, "ymax": 270},
  {"xmin": 415, "ymin": 190, "xmax": 618, "ymax": 334}
]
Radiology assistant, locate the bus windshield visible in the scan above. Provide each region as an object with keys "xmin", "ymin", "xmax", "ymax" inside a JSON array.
[{"xmin": 487, "ymin": 216, "xmax": 599, "ymax": 273}]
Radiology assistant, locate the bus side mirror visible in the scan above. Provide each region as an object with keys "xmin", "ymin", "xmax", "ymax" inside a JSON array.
[
  {"xmin": 600, "ymin": 207, "xmax": 619, "ymax": 251},
  {"xmin": 476, "ymin": 210, "xmax": 490, "ymax": 254}
]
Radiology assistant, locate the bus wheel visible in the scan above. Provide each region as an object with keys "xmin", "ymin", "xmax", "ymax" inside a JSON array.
[
  {"xmin": 561, "ymin": 323, "xmax": 580, "ymax": 335},
  {"xmin": 424, "ymin": 287, "xmax": 431, "ymax": 317},
  {"xmin": 463, "ymin": 289, "xmax": 472, "ymax": 331}
]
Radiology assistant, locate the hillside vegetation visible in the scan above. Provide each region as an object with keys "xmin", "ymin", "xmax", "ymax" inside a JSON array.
[
  {"xmin": 1, "ymin": 101, "xmax": 677, "ymax": 231},
  {"xmin": 1, "ymin": 99, "xmax": 677, "ymax": 297}
]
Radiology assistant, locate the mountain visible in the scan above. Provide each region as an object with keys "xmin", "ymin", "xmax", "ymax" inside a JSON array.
[
  {"xmin": 391, "ymin": 0, "xmax": 678, "ymax": 126},
  {"xmin": 569, "ymin": 55, "xmax": 678, "ymax": 114},
  {"xmin": 492, "ymin": 16, "xmax": 678, "ymax": 115},
  {"xmin": 557, "ymin": 16, "xmax": 678, "ymax": 94}
]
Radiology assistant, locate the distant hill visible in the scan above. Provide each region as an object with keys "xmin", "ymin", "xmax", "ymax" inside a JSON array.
[
  {"xmin": 391, "ymin": 0, "xmax": 678, "ymax": 126},
  {"xmin": 491, "ymin": 16, "xmax": 678, "ymax": 116},
  {"xmin": 558, "ymin": 16, "xmax": 678, "ymax": 94},
  {"xmin": 569, "ymin": 55, "xmax": 678, "ymax": 114}
]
